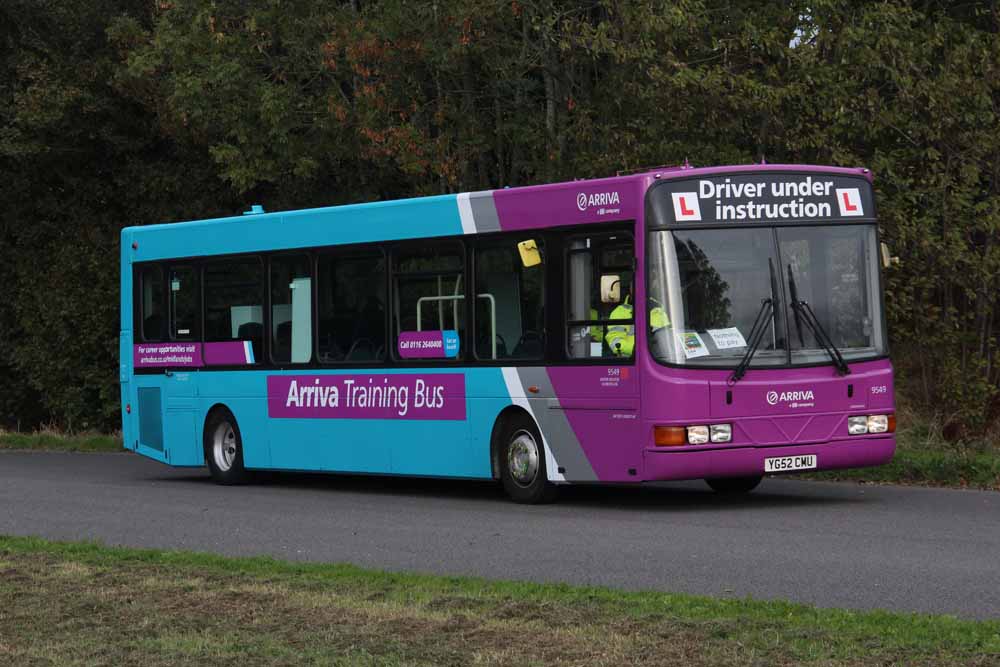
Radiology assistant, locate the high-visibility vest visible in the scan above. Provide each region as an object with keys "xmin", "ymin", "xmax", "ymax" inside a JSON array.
[
  {"xmin": 605, "ymin": 304, "xmax": 671, "ymax": 356},
  {"xmin": 650, "ymin": 306, "xmax": 670, "ymax": 330},
  {"xmin": 606, "ymin": 303, "xmax": 635, "ymax": 356}
]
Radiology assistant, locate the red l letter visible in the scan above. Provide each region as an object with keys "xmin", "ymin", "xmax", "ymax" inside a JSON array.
[
  {"xmin": 679, "ymin": 196, "xmax": 695, "ymax": 216},
  {"xmin": 841, "ymin": 192, "xmax": 858, "ymax": 212}
]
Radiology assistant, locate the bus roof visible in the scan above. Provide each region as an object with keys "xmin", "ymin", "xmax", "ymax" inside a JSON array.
[{"xmin": 123, "ymin": 164, "xmax": 871, "ymax": 262}]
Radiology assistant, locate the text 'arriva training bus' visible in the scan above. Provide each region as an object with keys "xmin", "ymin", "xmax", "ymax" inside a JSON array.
[{"xmin": 119, "ymin": 164, "xmax": 895, "ymax": 503}]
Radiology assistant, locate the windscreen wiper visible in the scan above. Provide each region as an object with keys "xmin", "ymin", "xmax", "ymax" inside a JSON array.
[
  {"xmin": 791, "ymin": 300, "xmax": 851, "ymax": 375},
  {"xmin": 729, "ymin": 297, "xmax": 774, "ymax": 384},
  {"xmin": 786, "ymin": 265, "xmax": 805, "ymax": 347}
]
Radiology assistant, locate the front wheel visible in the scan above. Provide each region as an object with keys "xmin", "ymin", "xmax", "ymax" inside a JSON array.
[
  {"xmin": 499, "ymin": 415, "xmax": 557, "ymax": 504},
  {"xmin": 205, "ymin": 409, "xmax": 249, "ymax": 485},
  {"xmin": 705, "ymin": 476, "xmax": 762, "ymax": 494}
]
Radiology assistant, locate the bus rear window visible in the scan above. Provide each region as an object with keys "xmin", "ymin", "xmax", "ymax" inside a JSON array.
[
  {"xmin": 168, "ymin": 266, "xmax": 199, "ymax": 341},
  {"xmin": 139, "ymin": 266, "xmax": 166, "ymax": 342}
]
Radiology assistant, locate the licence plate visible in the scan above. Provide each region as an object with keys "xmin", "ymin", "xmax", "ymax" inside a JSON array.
[{"xmin": 764, "ymin": 454, "xmax": 817, "ymax": 473}]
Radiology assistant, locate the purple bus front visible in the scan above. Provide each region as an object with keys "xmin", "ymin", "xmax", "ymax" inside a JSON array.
[{"xmin": 638, "ymin": 167, "xmax": 894, "ymax": 490}]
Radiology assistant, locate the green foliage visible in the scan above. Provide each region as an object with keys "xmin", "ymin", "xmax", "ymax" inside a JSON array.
[{"xmin": 0, "ymin": 0, "xmax": 998, "ymax": 435}]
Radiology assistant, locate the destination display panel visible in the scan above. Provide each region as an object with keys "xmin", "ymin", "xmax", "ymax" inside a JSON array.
[{"xmin": 648, "ymin": 172, "xmax": 876, "ymax": 226}]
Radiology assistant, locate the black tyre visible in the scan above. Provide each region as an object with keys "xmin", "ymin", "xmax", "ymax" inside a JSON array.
[
  {"xmin": 499, "ymin": 414, "xmax": 557, "ymax": 504},
  {"xmin": 705, "ymin": 475, "xmax": 762, "ymax": 494},
  {"xmin": 204, "ymin": 408, "xmax": 250, "ymax": 485}
]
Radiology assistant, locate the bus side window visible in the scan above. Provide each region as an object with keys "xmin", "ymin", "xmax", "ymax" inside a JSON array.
[
  {"xmin": 270, "ymin": 255, "xmax": 313, "ymax": 365},
  {"xmin": 565, "ymin": 235, "xmax": 634, "ymax": 359},
  {"xmin": 317, "ymin": 252, "xmax": 386, "ymax": 363},
  {"xmin": 168, "ymin": 266, "xmax": 200, "ymax": 341},
  {"xmin": 393, "ymin": 244, "xmax": 465, "ymax": 360},
  {"xmin": 139, "ymin": 266, "xmax": 167, "ymax": 342},
  {"xmin": 475, "ymin": 241, "xmax": 545, "ymax": 360},
  {"xmin": 204, "ymin": 259, "xmax": 264, "ymax": 363}
]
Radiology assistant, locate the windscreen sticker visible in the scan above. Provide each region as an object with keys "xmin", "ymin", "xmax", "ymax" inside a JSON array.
[
  {"xmin": 677, "ymin": 331, "xmax": 710, "ymax": 359},
  {"xmin": 267, "ymin": 374, "xmax": 466, "ymax": 420},
  {"xmin": 707, "ymin": 327, "xmax": 747, "ymax": 350},
  {"xmin": 397, "ymin": 330, "xmax": 459, "ymax": 359}
]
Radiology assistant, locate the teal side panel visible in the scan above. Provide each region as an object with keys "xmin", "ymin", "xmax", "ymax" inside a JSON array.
[
  {"xmin": 163, "ymin": 411, "xmax": 199, "ymax": 464},
  {"xmin": 131, "ymin": 365, "xmax": 516, "ymax": 478},
  {"xmin": 134, "ymin": 375, "xmax": 168, "ymax": 463},
  {"xmin": 137, "ymin": 387, "xmax": 163, "ymax": 451},
  {"xmin": 119, "ymin": 330, "xmax": 137, "ymax": 451},
  {"xmin": 131, "ymin": 195, "xmax": 465, "ymax": 263},
  {"xmin": 265, "ymin": 368, "xmax": 389, "ymax": 471},
  {"xmin": 120, "ymin": 228, "xmax": 136, "ymax": 451},
  {"xmin": 388, "ymin": 367, "xmax": 508, "ymax": 478},
  {"xmin": 197, "ymin": 371, "xmax": 270, "ymax": 469},
  {"xmin": 163, "ymin": 372, "xmax": 202, "ymax": 466},
  {"xmin": 262, "ymin": 367, "xmax": 512, "ymax": 478},
  {"xmin": 269, "ymin": 416, "xmax": 391, "ymax": 473}
]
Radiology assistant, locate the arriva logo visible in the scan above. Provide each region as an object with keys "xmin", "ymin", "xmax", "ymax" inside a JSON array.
[
  {"xmin": 766, "ymin": 389, "xmax": 815, "ymax": 405},
  {"xmin": 576, "ymin": 191, "xmax": 620, "ymax": 211}
]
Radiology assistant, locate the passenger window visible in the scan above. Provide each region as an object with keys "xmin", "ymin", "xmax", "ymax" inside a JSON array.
[
  {"xmin": 475, "ymin": 241, "xmax": 544, "ymax": 360},
  {"xmin": 270, "ymin": 255, "xmax": 313, "ymax": 364},
  {"xmin": 393, "ymin": 244, "xmax": 465, "ymax": 360},
  {"xmin": 139, "ymin": 266, "xmax": 166, "ymax": 342},
  {"xmin": 168, "ymin": 266, "xmax": 199, "ymax": 341},
  {"xmin": 566, "ymin": 234, "xmax": 635, "ymax": 359},
  {"xmin": 204, "ymin": 259, "xmax": 264, "ymax": 363},
  {"xmin": 317, "ymin": 253, "xmax": 386, "ymax": 363}
]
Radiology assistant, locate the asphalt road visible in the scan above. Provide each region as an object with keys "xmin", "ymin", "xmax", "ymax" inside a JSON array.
[{"xmin": 1, "ymin": 451, "xmax": 997, "ymax": 619}]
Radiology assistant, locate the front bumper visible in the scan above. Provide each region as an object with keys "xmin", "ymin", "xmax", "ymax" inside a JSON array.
[{"xmin": 643, "ymin": 436, "xmax": 895, "ymax": 481}]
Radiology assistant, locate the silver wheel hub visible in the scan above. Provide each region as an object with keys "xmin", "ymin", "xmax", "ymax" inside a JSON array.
[
  {"xmin": 212, "ymin": 422, "xmax": 237, "ymax": 472},
  {"xmin": 507, "ymin": 431, "xmax": 540, "ymax": 487}
]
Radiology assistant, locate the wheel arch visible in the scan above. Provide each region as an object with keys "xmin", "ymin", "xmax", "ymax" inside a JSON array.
[
  {"xmin": 489, "ymin": 405, "xmax": 536, "ymax": 480},
  {"xmin": 202, "ymin": 403, "xmax": 234, "ymax": 458}
]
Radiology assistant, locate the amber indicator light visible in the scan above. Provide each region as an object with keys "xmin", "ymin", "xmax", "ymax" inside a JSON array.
[{"xmin": 654, "ymin": 426, "xmax": 686, "ymax": 447}]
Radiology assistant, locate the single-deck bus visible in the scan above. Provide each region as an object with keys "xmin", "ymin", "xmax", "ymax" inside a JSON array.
[{"xmin": 120, "ymin": 164, "xmax": 895, "ymax": 503}]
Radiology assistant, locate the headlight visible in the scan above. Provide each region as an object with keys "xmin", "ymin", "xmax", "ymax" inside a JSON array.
[
  {"xmin": 686, "ymin": 425, "xmax": 709, "ymax": 445},
  {"xmin": 847, "ymin": 416, "xmax": 868, "ymax": 435},
  {"xmin": 867, "ymin": 415, "xmax": 889, "ymax": 434},
  {"xmin": 710, "ymin": 424, "xmax": 732, "ymax": 443}
]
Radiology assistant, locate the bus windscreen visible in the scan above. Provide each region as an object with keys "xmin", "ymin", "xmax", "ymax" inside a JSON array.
[{"xmin": 647, "ymin": 225, "xmax": 885, "ymax": 367}]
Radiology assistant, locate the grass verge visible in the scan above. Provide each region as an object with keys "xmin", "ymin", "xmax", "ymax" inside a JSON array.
[
  {"xmin": 0, "ymin": 535, "xmax": 998, "ymax": 666},
  {"xmin": 0, "ymin": 429, "xmax": 122, "ymax": 453},
  {"xmin": 806, "ymin": 445, "xmax": 1000, "ymax": 490}
]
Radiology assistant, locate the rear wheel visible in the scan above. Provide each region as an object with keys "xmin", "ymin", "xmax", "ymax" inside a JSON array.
[
  {"xmin": 499, "ymin": 414, "xmax": 557, "ymax": 504},
  {"xmin": 205, "ymin": 409, "xmax": 249, "ymax": 485},
  {"xmin": 705, "ymin": 476, "xmax": 762, "ymax": 494}
]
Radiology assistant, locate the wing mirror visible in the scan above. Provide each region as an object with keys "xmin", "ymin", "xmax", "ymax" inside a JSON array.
[{"xmin": 880, "ymin": 242, "xmax": 899, "ymax": 269}]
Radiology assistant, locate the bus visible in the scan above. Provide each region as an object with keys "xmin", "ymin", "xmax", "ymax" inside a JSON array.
[{"xmin": 120, "ymin": 164, "xmax": 895, "ymax": 503}]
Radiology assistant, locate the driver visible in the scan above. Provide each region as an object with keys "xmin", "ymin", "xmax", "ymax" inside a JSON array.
[{"xmin": 605, "ymin": 280, "xmax": 670, "ymax": 356}]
